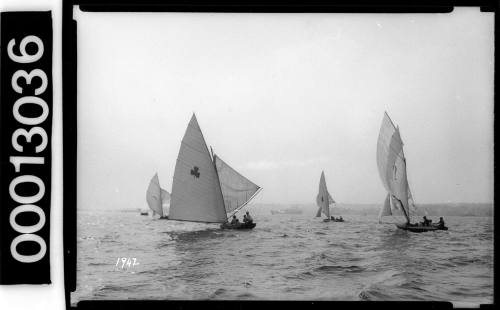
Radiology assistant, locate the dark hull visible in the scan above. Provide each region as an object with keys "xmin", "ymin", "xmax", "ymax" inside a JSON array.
[
  {"xmin": 323, "ymin": 218, "xmax": 345, "ymax": 223},
  {"xmin": 159, "ymin": 216, "xmax": 169, "ymax": 220},
  {"xmin": 140, "ymin": 212, "xmax": 148, "ymax": 216},
  {"xmin": 220, "ymin": 222, "xmax": 256, "ymax": 230},
  {"xmin": 396, "ymin": 223, "xmax": 448, "ymax": 233}
]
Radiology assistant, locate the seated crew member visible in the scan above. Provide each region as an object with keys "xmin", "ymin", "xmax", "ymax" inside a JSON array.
[
  {"xmin": 339, "ymin": 216, "xmax": 343, "ymax": 221},
  {"xmin": 230, "ymin": 215, "xmax": 239, "ymax": 225},
  {"xmin": 245, "ymin": 211, "xmax": 253, "ymax": 223},
  {"xmin": 422, "ymin": 216, "xmax": 430, "ymax": 226},
  {"xmin": 437, "ymin": 217, "xmax": 445, "ymax": 228}
]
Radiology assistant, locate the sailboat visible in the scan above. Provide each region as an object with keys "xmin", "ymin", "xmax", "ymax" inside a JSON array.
[
  {"xmin": 168, "ymin": 113, "xmax": 262, "ymax": 229},
  {"xmin": 376, "ymin": 112, "xmax": 447, "ymax": 232},
  {"xmin": 315, "ymin": 171, "xmax": 343, "ymax": 222},
  {"xmin": 146, "ymin": 173, "xmax": 170, "ymax": 219}
]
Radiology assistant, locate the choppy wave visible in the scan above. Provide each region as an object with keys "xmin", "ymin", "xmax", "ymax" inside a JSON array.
[{"xmin": 73, "ymin": 210, "xmax": 493, "ymax": 305}]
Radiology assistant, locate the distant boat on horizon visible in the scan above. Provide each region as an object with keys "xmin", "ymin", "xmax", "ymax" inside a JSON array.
[
  {"xmin": 168, "ymin": 113, "xmax": 262, "ymax": 230},
  {"xmin": 376, "ymin": 112, "xmax": 447, "ymax": 232},
  {"xmin": 315, "ymin": 171, "xmax": 344, "ymax": 222}
]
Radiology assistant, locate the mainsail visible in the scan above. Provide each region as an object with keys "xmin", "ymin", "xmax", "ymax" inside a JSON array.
[
  {"xmin": 376, "ymin": 112, "xmax": 411, "ymax": 223},
  {"xmin": 146, "ymin": 173, "xmax": 169, "ymax": 217},
  {"xmin": 316, "ymin": 171, "xmax": 333, "ymax": 218},
  {"xmin": 169, "ymin": 114, "xmax": 227, "ymax": 223},
  {"xmin": 214, "ymin": 154, "xmax": 261, "ymax": 216},
  {"xmin": 316, "ymin": 191, "xmax": 335, "ymax": 217}
]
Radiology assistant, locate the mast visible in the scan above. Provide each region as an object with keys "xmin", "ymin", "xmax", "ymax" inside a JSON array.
[{"xmin": 393, "ymin": 195, "xmax": 410, "ymax": 223}]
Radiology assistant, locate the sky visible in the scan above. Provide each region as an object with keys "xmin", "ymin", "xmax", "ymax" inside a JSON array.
[{"xmin": 75, "ymin": 8, "xmax": 494, "ymax": 210}]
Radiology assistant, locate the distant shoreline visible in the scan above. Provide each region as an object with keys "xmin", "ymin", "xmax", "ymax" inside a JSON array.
[{"xmin": 80, "ymin": 202, "xmax": 493, "ymax": 217}]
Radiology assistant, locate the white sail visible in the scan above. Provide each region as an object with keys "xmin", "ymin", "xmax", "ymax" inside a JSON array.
[
  {"xmin": 315, "ymin": 206, "xmax": 322, "ymax": 217},
  {"xmin": 316, "ymin": 171, "xmax": 331, "ymax": 218},
  {"xmin": 316, "ymin": 191, "xmax": 334, "ymax": 217},
  {"xmin": 161, "ymin": 188, "xmax": 170, "ymax": 202},
  {"xmin": 169, "ymin": 114, "xmax": 227, "ymax": 223},
  {"xmin": 376, "ymin": 112, "xmax": 410, "ymax": 223},
  {"xmin": 214, "ymin": 154, "xmax": 260, "ymax": 215},
  {"xmin": 161, "ymin": 188, "xmax": 171, "ymax": 215},
  {"xmin": 379, "ymin": 193, "xmax": 392, "ymax": 219},
  {"xmin": 146, "ymin": 173, "xmax": 164, "ymax": 217},
  {"xmin": 147, "ymin": 174, "xmax": 171, "ymax": 217},
  {"xmin": 328, "ymin": 192, "xmax": 335, "ymax": 204}
]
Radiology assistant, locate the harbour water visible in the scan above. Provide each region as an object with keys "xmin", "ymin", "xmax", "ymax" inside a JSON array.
[{"xmin": 72, "ymin": 206, "xmax": 493, "ymax": 306}]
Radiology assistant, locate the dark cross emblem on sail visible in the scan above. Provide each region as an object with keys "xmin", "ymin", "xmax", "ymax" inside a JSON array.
[{"xmin": 190, "ymin": 166, "xmax": 200, "ymax": 178}]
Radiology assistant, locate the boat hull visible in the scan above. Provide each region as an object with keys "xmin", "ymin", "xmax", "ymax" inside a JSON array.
[
  {"xmin": 323, "ymin": 218, "xmax": 344, "ymax": 223},
  {"xmin": 396, "ymin": 223, "xmax": 448, "ymax": 233},
  {"xmin": 220, "ymin": 222, "xmax": 256, "ymax": 230}
]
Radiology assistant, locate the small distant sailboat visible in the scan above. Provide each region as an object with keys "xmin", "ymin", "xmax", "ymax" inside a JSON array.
[
  {"xmin": 168, "ymin": 113, "xmax": 261, "ymax": 229},
  {"xmin": 315, "ymin": 171, "xmax": 343, "ymax": 222},
  {"xmin": 376, "ymin": 112, "xmax": 447, "ymax": 232},
  {"xmin": 146, "ymin": 173, "xmax": 170, "ymax": 219}
]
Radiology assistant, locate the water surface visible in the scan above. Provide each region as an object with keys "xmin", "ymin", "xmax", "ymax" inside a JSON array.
[{"xmin": 73, "ymin": 208, "xmax": 493, "ymax": 306}]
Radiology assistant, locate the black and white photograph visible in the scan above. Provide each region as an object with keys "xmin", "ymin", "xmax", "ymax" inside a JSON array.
[{"xmin": 70, "ymin": 7, "xmax": 493, "ymax": 306}]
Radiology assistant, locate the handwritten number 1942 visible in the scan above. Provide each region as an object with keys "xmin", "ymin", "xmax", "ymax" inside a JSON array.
[{"xmin": 115, "ymin": 257, "xmax": 139, "ymax": 270}]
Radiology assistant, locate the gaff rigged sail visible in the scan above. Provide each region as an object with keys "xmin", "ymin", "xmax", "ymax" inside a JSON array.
[{"xmin": 376, "ymin": 112, "xmax": 411, "ymax": 223}]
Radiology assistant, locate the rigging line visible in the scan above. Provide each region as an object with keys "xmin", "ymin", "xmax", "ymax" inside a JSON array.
[
  {"xmin": 227, "ymin": 188, "xmax": 261, "ymax": 219},
  {"xmin": 392, "ymin": 195, "xmax": 410, "ymax": 223},
  {"xmin": 226, "ymin": 187, "xmax": 262, "ymax": 220}
]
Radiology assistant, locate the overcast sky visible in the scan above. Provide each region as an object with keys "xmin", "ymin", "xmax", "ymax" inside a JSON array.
[{"xmin": 75, "ymin": 8, "xmax": 493, "ymax": 210}]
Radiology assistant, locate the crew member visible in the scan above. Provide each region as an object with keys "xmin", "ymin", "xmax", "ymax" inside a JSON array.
[
  {"xmin": 230, "ymin": 215, "xmax": 239, "ymax": 225},
  {"xmin": 244, "ymin": 211, "xmax": 253, "ymax": 223}
]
